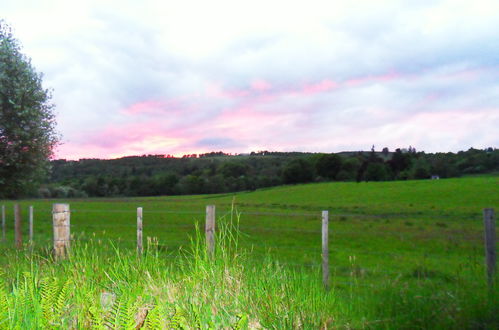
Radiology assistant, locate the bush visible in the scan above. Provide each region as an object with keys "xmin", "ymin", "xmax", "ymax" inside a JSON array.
[{"xmin": 282, "ymin": 159, "xmax": 314, "ymax": 184}]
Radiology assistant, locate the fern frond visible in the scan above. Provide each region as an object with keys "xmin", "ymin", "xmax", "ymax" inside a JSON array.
[
  {"xmin": 144, "ymin": 305, "xmax": 162, "ymax": 329},
  {"xmin": 89, "ymin": 306, "xmax": 105, "ymax": 330},
  {"xmin": 169, "ymin": 306, "xmax": 188, "ymax": 329},
  {"xmin": 40, "ymin": 277, "xmax": 58, "ymax": 327},
  {"xmin": 105, "ymin": 296, "xmax": 123, "ymax": 329},
  {"xmin": 54, "ymin": 278, "xmax": 71, "ymax": 318},
  {"xmin": 0, "ymin": 275, "xmax": 10, "ymax": 326},
  {"xmin": 192, "ymin": 307, "xmax": 202, "ymax": 330},
  {"xmin": 121, "ymin": 297, "xmax": 136, "ymax": 329},
  {"xmin": 232, "ymin": 313, "xmax": 248, "ymax": 330},
  {"xmin": 19, "ymin": 273, "xmax": 35, "ymax": 315}
]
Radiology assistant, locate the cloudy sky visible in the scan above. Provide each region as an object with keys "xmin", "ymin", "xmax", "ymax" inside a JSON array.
[{"xmin": 2, "ymin": 0, "xmax": 498, "ymax": 159}]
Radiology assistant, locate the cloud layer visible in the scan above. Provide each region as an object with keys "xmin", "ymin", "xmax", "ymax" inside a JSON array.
[{"xmin": 3, "ymin": 0, "xmax": 499, "ymax": 159}]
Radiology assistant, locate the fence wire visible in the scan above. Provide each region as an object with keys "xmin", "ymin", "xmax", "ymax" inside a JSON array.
[{"xmin": 0, "ymin": 203, "xmax": 487, "ymax": 274}]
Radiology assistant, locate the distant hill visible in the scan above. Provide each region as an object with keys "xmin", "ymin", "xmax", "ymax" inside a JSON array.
[{"xmin": 43, "ymin": 147, "xmax": 498, "ymax": 199}]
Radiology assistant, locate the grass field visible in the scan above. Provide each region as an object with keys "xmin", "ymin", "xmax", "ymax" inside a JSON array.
[{"xmin": 0, "ymin": 175, "xmax": 498, "ymax": 328}]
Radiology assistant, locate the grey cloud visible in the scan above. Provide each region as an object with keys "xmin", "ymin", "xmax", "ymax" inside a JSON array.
[{"xmin": 194, "ymin": 137, "xmax": 244, "ymax": 149}]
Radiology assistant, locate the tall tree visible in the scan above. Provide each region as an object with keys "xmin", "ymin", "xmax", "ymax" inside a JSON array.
[
  {"xmin": 0, "ymin": 21, "xmax": 59, "ymax": 198},
  {"xmin": 315, "ymin": 154, "xmax": 342, "ymax": 180},
  {"xmin": 282, "ymin": 158, "xmax": 314, "ymax": 184}
]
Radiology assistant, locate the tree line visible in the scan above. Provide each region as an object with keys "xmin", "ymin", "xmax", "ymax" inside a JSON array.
[{"xmin": 40, "ymin": 147, "xmax": 499, "ymax": 198}]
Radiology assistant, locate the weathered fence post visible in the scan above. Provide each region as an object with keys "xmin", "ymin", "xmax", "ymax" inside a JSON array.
[
  {"xmin": 206, "ymin": 205, "xmax": 215, "ymax": 257},
  {"xmin": 322, "ymin": 210, "xmax": 330, "ymax": 289},
  {"xmin": 137, "ymin": 207, "xmax": 143, "ymax": 255},
  {"xmin": 29, "ymin": 206, "xmax": 34, "ymax": 244},
  {"xmin": 53, "ymin": 204, "xmax": 70, "ymax": 259},
  {"xmin": 483, "ymin": 208, "xmax": 496, "ymax": 288},
  {"xmin": 1, "ymin": 205, "xmax": 5, "ymax": 242},
  {"xmin": 14, "ymin": 204, "xmax": 22, "ymax": 249}
]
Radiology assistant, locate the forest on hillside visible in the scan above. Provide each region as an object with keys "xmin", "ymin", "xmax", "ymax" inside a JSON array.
[{"xmin": 42, "ymin": 147, "xmax": 498, "ymax": 198}]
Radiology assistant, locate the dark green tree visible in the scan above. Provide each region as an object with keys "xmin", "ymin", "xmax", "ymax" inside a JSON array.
[
  {"xmin": 315, "ymin": 154, "xmax": 342, "ymax": 180},
  {"xmin": 219, "ymin": 161, "xmax": 248, "ymax": 178},
  {"xmin": 0, "ymin": 21, "xmax": 58, "ymax": 198},
  {"xmin": 364, "ymin": 162, "xmax": 389, "ymax": 181},
  {"xmin": 337, "ymin": 157, "xmax": 360, "ymax": 181},
  {"xmin": 282, "ymin": 158, "xmax": 314, "ymax": 184},
  {"xmin": 388, "ymin": 148, "xmax": 412, "ymax": 177},
  {"xmin": 411, "ymin": 158, "xmax": 431, "ymax": 179}
]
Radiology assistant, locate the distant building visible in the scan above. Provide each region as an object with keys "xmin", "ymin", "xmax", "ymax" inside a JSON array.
[{"xmin": 431, "ymin": 175, "xmax": 440, "ymax": 180}]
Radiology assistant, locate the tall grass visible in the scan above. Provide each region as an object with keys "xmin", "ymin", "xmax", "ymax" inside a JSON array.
[{"xmin": 0, "ymin": 207, "xmax": 496, "ymax": 329}]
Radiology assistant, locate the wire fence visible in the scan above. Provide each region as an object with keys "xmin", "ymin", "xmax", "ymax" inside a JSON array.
[
  {"xmin": 0, "ymin": 202, "xmax": 493, "ymax": 284},
  {"xmin": 0, "ymin": 202, "xmax": 495, "ymax": 330}
]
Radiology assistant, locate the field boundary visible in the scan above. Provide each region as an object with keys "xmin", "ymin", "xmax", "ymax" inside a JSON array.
[{"xmin": 1, "ymin": 202, "xmax": 496, "ymax": 290}]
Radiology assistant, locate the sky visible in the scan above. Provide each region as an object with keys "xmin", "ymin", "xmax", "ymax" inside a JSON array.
[{"xmin": 2, "ymin": 0, "xmax": 499, "ymax": 159}]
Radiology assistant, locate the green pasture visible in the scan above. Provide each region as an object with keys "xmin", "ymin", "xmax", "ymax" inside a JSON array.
[
  {"xmin": 0, "ymin": 175, "xmax": 497, "ymax": 328},
  {"xmin": 2, "ymin": 175, "xmax": 496, "ymax": 270}
]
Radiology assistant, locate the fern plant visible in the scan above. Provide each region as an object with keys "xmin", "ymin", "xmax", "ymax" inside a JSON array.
[
  {"xmin": 0, "ymin": 273, "xmax": 11, "ymax": 328},
  {"xmin": 39, "ymin": 277, "xmax": 72, "ymax": 327},
  {"xmin": 103, "ymin": 294, "xmax": 138, "ymax": 329},
  {"xmin": 232, "ymin": 313, "xmax": 249, "ymax": 330},
  {"xmin": 143, "ymin": 305, "xmax": 162, "ymax": 329},
  {"xmin": 168, "ymin": 306, "xmax": 189, "ymax": 329},
  {"xmin": 88, "ymin": 305, "xmax": 105, "ymax": 330}
]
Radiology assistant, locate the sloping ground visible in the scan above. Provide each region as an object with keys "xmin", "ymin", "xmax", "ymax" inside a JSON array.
[
  {"xmin": 157, "ymin": 175, "xmax": 499, "ymax": 217},
  {"xmin": 0, "ymin": 175, "xmax": 497, "ymax": 328}
]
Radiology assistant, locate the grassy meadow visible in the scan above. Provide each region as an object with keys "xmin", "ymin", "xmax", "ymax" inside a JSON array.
[{"xmin": 0, "ymin": 175, "xmax": 498, "ymax": 328}]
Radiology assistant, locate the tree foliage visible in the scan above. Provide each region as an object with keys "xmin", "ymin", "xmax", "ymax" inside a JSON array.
[
  {"xmin": 282, "ymin": 158, "xmax": 314, "ymax": 184},
  {"xmin": 0, "ymin": 21, "xmax": 58, "ymax": 198},
  {"xmin": 315, "ymin": 154, "xmax": 342, "ymax": 180},
  {"xmin": 42, "ymin": 147, "xmax": 499, "ymax": 198}
]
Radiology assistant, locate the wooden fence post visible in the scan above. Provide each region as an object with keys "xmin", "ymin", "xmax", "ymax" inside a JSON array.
[
  {"xmin": 322, "ymin": 210, "xmax": 329, "ymax": 289},
  {"xmin": 1, "ymin": 205, "xmax": 5, "ymax": 242},
  {"xmin": 206, "ymin": 205, "xmax": 215, "ymax": 257},
  {"xmin": 14, "ymin": 204, "xmax": 22, "ymax": 249},
  {"xmin": 137, "ymin": 207, "xmax": 143, "ymax": 255},
  {"xmin": 483, "ymin": 208, "xmax": 496, "ymax": 288},
  {"xmin": 29, "ymin": 206, "xmax": 34, "ymax": 244},
  {"xmin": 53, "ymin": 204, "xmax": 70, "ymax": 259}
]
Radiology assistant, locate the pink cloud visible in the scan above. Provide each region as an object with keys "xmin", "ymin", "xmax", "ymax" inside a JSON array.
[
  {"xmin": 122, "ymin": 99, "xmax": 193, "ymax": 116},
  {"xmin": 57, "ymin": 120, "xmax": 202, "ymax": 159},
  {"xmin": 302, "ymin": 79, "xmax": 338, "ymax": 94},
  {"xmin": 250, "ymin": 79, "xmax": 272, "ymax": 91},
  {"xmin": 344, "ymin": 71, "xmax": 400, "ymax": 87},
  {"xmin": 412, "ymin": 93, "xmax": 441, "ymax": 110},
  {"xmin": 205, "ymin": 83, "xmax": 250, "ymax": 99},
  {"xmin": 125, "ymin": 100, "xmax": 166, "ymax": 114},
  {"xmin": 55, "ymin": 68, "xmax": 499, "ymax": 160}
]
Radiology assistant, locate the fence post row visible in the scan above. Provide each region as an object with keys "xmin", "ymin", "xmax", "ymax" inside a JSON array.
[
  {"xmin": 1, "ymin": 205, "xmax": 5, "ymax": 242},
  {"xmin": 14, "ymin": 204, "xmax": 22, "ymax": 249},
  {"xmin": 322, "ymin": 210, "xmax": 329, "ymax": 290},
  {"xmin": 137, "ymin": 207, "xmax": 143, "ymax": 254},
  {"xmin": 483, "ymin": 208, "xmax": 496, "ymax": 288},
  {"xmin": 53, "ymin": 204, "xmax": 71, "ymax": 259},
  {"xmin": 206, "ymin": 205, "xmax": 216, "ymax": 258},
  {"xmin": 13, "ymin": 202, "xmax": 495, "ymax": 292}
]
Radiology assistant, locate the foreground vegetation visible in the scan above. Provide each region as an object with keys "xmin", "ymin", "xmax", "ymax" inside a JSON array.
[
  {"xmin": 0, "ymin": 235, "xmax": 496, "ymax": 329},
  {"xmin": 0, "ymin": 175, "xmax": 498, "ymax": 328}
]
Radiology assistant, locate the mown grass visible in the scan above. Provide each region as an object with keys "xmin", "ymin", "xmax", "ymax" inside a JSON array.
[{"xmin": 0, "ymin": 175, "xmax": 498, "ymax": 328}]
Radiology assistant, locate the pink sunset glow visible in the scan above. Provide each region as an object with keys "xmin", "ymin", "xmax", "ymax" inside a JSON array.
[
  {"xmin": 251, "ymin": 79, "xmax": 272, "ymax": 91},
  {"xmin": 302, "ymin": 79, "xmax": 338, "ymax": 94},
  {"xmin": 3, "ymin": 1, "xmax": 496, "ymax": 160},
  {"xmin": 55, "ymin": 65, "xmax": 498, "ymax": 160}
]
